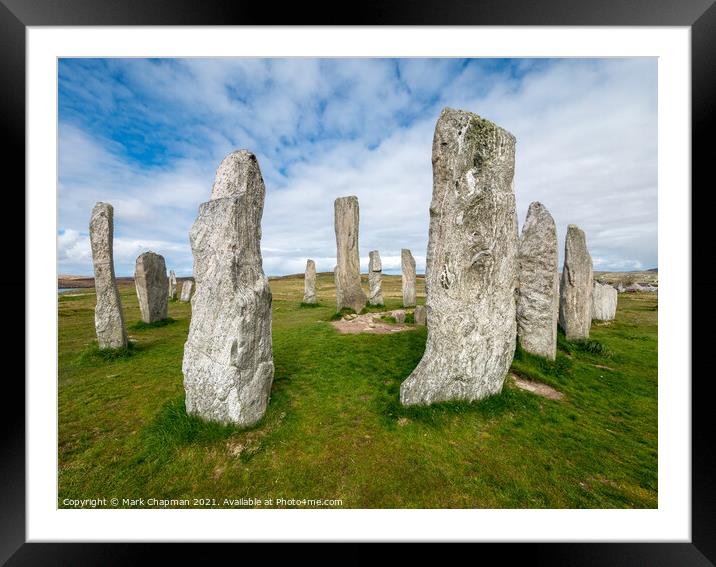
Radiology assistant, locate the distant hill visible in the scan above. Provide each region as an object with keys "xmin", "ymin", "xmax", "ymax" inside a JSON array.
[
  {"xmin": 58, "ymin": 275, "xmax": 194, "ymax": 289},
  {"xmin": 593, "ymin": 270, "xmax": 658, "ymax": 286}
]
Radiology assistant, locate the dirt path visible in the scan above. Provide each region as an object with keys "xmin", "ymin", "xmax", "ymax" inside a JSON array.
[
  {"xmin": 510, "ymin": 373, "xmax": 565, "ymax": 401},
  {"xmin": 330, "ymin": 312, "xmax": 416, "ymax": 335}
]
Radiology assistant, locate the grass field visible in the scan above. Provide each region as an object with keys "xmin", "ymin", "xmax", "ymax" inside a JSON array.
[{"xmin": 58, "ymin": 273, "xmax": 657, "ymax": 509}]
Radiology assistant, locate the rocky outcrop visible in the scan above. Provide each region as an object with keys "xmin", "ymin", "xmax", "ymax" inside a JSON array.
[{"xmin": 392, "ymin": 310, "xmax": 406, "ymax": 324}]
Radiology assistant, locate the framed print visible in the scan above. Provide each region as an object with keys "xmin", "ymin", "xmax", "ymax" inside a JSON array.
[{"xmin": 4, "ymin": 0, "xmax": 710, "ymax": 563}]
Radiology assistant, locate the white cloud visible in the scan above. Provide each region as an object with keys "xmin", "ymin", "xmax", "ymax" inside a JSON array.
[
  {"xmin": 57, "ymin": 229, "xmax": 91, "ymax": 264},
  {"xmin": 58, "ymin": 58, "xmax": 657, "ymax": 277}
]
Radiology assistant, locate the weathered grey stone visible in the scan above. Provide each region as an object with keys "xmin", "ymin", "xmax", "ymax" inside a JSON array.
[
  {"xmin": 368, "ymin": 250, "xmax": 384, "ymax": 306},
  {"xmin": 401, "ymin": 248, "xmax": 417, "ymax": 307},
  {"xmin": 414, "ymin": 305, "xmax": 427, "ymax": 326},
  {"xmin": 303, "ymin": 259, "xmax": 317, "ymax": 304},
  {"xmin": 179, "ymin": 280, "xmax": 194, "ymax": 302},
  {"xmin": 182, "ymin": 149, "xmax": 274, "ymax": 426},
  {"xmin": 592, "ymin": 282, "xmax": 617, "ymax": 320},
  {"xmin": 134, "ymin": 251, "xmax": 169, "ymax": 323},
  {"xmin": 334, "ymin": 196, "xmax": 367, "ymax": 313},
  {"xmin": 89, "ymin": 202, "xmax": 128, "ymax": 349},
  {"xmin": 168, "ymin": 270, "xmax": 177, "ymax": 299},
  {"xmin": 400, "ymin": 107, "xmax": 519, "ymax": 406},
  {"xmin": 392, "ymin": 309, "xmax": 406, "ymax": 324},
  {"xmin": 516, "ymin": 202, "xmax": 559, "ymax": 360},
  {"xmin": 558, "ymin": 224, "xmax": 593, "ymax": 340}
]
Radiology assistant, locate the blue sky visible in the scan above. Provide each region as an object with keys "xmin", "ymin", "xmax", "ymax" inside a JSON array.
[{"xmin": 58, "ymin": 58, "xmax": 657, "ymax": 276}]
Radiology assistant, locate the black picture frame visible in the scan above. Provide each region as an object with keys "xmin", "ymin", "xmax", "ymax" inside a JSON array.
[{"xmin": 3, "ymin": 0, "xmax": 708, "ymax": 564}]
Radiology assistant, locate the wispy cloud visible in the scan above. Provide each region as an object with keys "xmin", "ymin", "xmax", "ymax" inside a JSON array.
[{"xmin": 58, "ymin": 58, "xmax": 657, "ymax": 276}]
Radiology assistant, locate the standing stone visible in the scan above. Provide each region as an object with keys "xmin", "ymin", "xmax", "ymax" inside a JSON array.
[
  {"xmin": 392, "ymin": 309, "xmax": 406, "ymax": 324},
  {"xmin": 414, "ymin": 305, "xmax": 427, "ymax": 326},
  {"xmin": 334, "ymin": 196, "xmax": 367, "ymax": 313},
  {"xmin": 168, "ymin": 270, "xmax": 177, "ymax": 300},
  {"xmin": 134, "ymin": 251, "xmax": 169, "ymax": 323},
  {"xmin": 592, "ymin": 282, "xmax": 618, "ymax": 321},
  {"xmin": 400, "ymin": 107, "xmax": 519, "ymax": 406},
  {"xmin": 401, "ymin": 249, "xmax": 417, "ymax": 307},
  {"xmin": 303, "ymin": 259, "xmax": 317, "ymax": 304},
  {"xmin": 182, "ymin": 149, "xmax": 274, "ymax": 426},
  {"xmin": 368, "ymin": 250, "xmax": 384, "ymax": 306},
  {"xmin": 89, "ymin": 202, "xmax": 127, "ymax": 349},
  {"xmin": 179, "ymin": 280, "xmax": 194, "ymax": 302},
  {"xmin": 516, "ymin": 202, "xmax": 559, "ymax": 360},
  {"xmin": 559, "ymin": 224, "xmax": 593, "ymax": 339}
]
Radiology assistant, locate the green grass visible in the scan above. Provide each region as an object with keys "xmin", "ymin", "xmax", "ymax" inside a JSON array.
[
  {"xmin": 76, "ymin": 341, "xmax": 137, "ymax": 364},
  {"xmin": 58, "ymin": 274, "xmax": 657, "ymax": 508},
  {"xmin": 129, "ymin": 317, "xmax": 176, "ymax": 331}
]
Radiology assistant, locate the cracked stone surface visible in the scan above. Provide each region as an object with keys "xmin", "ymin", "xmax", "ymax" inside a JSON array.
[
  {"xmin": 89, "ymin": 202, "xmax": 128, "ymax": 349},
  {"xmin": 517, "ymin": 202, "xmax": 559, "ymax": 360},
  {"xmin": 134, "ymin": 251, "xmax": 169, "ymax": 324},
  {"xmin": 559, "ymin": 224, "xmax": 593, "ymax": 340},
  {"xmin": 400, "ymin": 107, "xmax": 518, "ymax": 406},
  {"xmin": 334, "ymin": 196, "xmax": 367, "ymax": 313},
  {"xmin": 182, "ymin": 149, "xmax": 274, "ymax": 426}
]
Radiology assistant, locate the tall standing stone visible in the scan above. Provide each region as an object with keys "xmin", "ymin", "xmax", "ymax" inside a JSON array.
[
  {"xmin": 516, "ymin": 202, "xmax": 559, "ymax": 360},
  {"xmin": 303, "ymin": 259, "xmax": 317, "ymax": 304},
  {"xmin": 559, "ymin": 224, "xmax": 593, "ymax": 339},
  {"xmin": 89, "ymin": 202, "xmax": 127, "ymax": 349},
  {"xmin": 368, "ymin": 250, "xmax": 384, "ymax": 306},
  {"xmin": 400, "ymin": 107, "xmax": 519, "ymax": 406},
  {"xmin": 401, "ymin": 249, "xmax": 417, "ymax": 307},
  {"xmin": 134, "ymin": 251, "xmax": 169, "ymax": 323},
  {"xmin": 592, "ymin": 282, "xmax": 618, "ymax": 321},
  {"xmin": 168, "ymin": 269, "xmax": 177, "ymax": 299},
  {"xmin": 182, "ymin": 149, "xmax": 274, "ymax": 426},
  {"xmin": 334, "ymin": 196, "xmax": 367, "ymax": 313},
  {"xmin": 414, "ymin": 305, "xmax": 427, "ymax": 326},
  {"xmin": 179, "ymin": 280, "xmax": 194, "ymax": 302}
]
